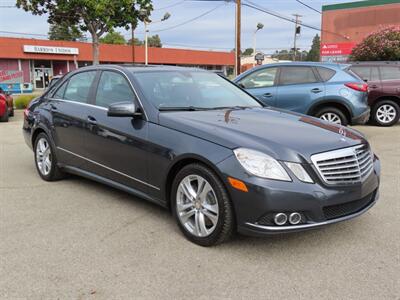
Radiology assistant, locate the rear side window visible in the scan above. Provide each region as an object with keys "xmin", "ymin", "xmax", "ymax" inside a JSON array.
[
  {"xmin": 95, "ymin": 71, "xmax": 135, "ymax": 108},
  {"xmin": 380, "ymin": 66, "xmax": 400, "ymax": 81},
  {"xmin": 316, "ymin": 67, "xmax": 336, "ymax": 82},
  {"xmin": 64, "ymin": 71, "xmax": 97, "ymax": 103},
  {"xmin": 279, "ymin": 67, "xmax": 318, "ymax": 85},
  {"xmin": 238, "ymin": 67, "xmax": 277, "ymax": 88}
]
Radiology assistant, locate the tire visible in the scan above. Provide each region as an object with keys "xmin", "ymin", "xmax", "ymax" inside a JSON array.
[
  {"xmin": 171, "ymin": 163, "xmax": 235, "ymax": 246},
  {"xmin": 33, "ymin": 133, "xmax": 65, "ymax": 181},
  {"xmin": 0, "ymin": 105, "xmax": 9, "ymax": 122},
  {"xmin": 315, "ymin": 107, "xmax": 348, "ymax": 126},
  {"xmin": 9, "ymin": 107, "xmax": 14, "ymax": 117},
  {"xmin": 371, "ymin": 100, "xmax": 400, "ymax": 127}
]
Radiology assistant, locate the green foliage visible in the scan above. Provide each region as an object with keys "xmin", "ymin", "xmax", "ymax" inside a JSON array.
[
  {"xmin": 48, "ymin": 22, "xmax": 84, "ymax": 41},
  {"xmin": 100, "ymin": 30, "xmax": 126, "ymax": 45},
  {"xmin": 351, "ymin": 26, "xmax": 400, "ymax": 61},
  {"xmin": 306, "ymin": 34, "xmax": 320, "ymax": 62},
  {"xmin": 127, "ymin": 38, "xmax": 144, "ymax": 46},
  {"xmin": 147, "ymin": 34, "xmax": 162, "ymax": 48},
  {"xmin": 16, "ymin": 0, "xmax": 153, "ymax": 64},
  {"xmin": 14, "ymin": 95, "xmax": 39, "ymax": 109},
  {"xmin": 271, "ymin": 49, "xmax": 309, "ymax": 61},
  {"xmin": 242, "ymin": 48, "xmax": 254, "ymax": 56}
]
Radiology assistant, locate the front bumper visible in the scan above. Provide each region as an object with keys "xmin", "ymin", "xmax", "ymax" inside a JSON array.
[
  {"xmin": 352, "ymin": 107, "xmax": 370, "ymax": 125},
  {"xmin": 217, "ymin": 156, "xmax": 380, "ymax": 237}
]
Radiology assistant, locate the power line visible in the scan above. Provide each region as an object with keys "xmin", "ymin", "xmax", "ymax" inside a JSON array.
[
  {"xmin": 295, "ymin": 0, "xmax": 321, "ymax": 14},
  {"xmin": 154, "ymin": 0, "xmax": 187, "ymax": 10}
]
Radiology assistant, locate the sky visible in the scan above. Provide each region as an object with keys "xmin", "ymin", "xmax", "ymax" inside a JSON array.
[{"xmin": 0, "ymin": 0, "xmax": 358, "ymax": 54}]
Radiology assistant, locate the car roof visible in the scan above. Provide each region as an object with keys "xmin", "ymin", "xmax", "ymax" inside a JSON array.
[
  {"xmin": 76, "ymin": 64, "xmax": 205, "ymax": 73},
  {"xmin": 351, "ymin": 61, "xmax": 399, "ymax": 66}
]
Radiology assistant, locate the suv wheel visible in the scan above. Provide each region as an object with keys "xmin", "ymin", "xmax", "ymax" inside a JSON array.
[
  {"xmin": 315, "ymin": 107, "xmax": 348, "ymax": 126},
  {"xmin": 372, "ymin": 100, "xmax": 400, "ymax": 127},
  {"xmin": 34, "ymin": 133, "xmax": 65, "ymax": 181},
  {"xmin": 171, "ymin": 164, "xmax": 234, "ymax": 246}
]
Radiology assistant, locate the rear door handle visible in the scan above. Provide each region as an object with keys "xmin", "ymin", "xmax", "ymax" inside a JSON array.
[
  {"xmin": 311, "ymin": 88, "xmax": 323, "ymax": 93},
  {"xmin": 263, "ymin": 93, "xmax": 273, "ymax": 98},
  {"xmin": 87, "ymin": 116, "xmax": 97, "ymax": 125}
]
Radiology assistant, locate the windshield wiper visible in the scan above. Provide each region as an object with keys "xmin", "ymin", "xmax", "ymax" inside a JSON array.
[
  {"xmin": 208, "ymin": 105, "xmax": 253, "ymax": 110},
  {"xmin": 159, "ymin": 106, "xmax": 207, "ymax": 111}
]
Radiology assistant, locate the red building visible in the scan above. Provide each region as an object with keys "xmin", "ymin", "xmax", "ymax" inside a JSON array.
[
  {"xmin": 0, "ymin": 37, "xmax": 234, "ymax": 92},
  {"xmin": 321, "ymin": 0, "xmax": 400, "ymax": 62}
]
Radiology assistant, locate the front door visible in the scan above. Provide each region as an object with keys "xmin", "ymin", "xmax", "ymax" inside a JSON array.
[
  {"xmin": 237, "ymin": 67, "xmax": 278, "ymax": 106},
  {"xmin": 81, "ymin": 70, "xmax": 150, "ymax": 194}
]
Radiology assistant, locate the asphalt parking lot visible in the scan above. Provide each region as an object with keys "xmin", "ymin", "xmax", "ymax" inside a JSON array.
[{"xmin": 1, "ymin": 111, "xmax": 399, "ymax": 299}]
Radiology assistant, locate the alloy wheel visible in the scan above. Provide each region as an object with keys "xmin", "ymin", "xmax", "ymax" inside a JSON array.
[
  {"xmin": 320, "ymin": 112, "xmax": 342, "ymax": 125},
  {"xmin": 36, "ymin": 138, "xmax": 52, "ymax": 176},
  {"xmin": 176, "ymin": 175, "xmax": 219, "ymax": 237},
  {"xmin": 376, "ymin": 104, "xmax": 397, "ymax": 124}
]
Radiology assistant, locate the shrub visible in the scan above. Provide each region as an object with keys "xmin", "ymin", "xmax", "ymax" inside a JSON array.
[
  {"xmin": 350, "ymin": 26, "xmax": 400, "ymax": 61},
  {"xmin": 14, "ymin": 94, "xmax": 39, "ymax": 109}
]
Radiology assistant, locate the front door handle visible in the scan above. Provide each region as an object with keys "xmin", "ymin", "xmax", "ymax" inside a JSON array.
[
  {"xmin": 311, "ymin": 88, "xmax": 323, "ymax": 93},
  {"xmin": 263, "ymin": 93, "xmax": 273, "ymax": 98},
  {"xmin": 50, "ymin": 103, "xmax": 57, "ymax": 111},
  {"xmin": 369, "ymin": 84, "xmax": 378, "ymax": 89},
  {"xmin": 87, "ymin": 116, "xmax": 97, "ymax": 125}
]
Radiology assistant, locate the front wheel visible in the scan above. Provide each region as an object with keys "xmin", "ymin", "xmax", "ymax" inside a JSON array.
[
  {"xmin": 372, "ymin": 100, "xmax": 399, "ymax": 127},
  {"xmin": 171, "ymin": 164, "xmax": 235, "ymax": 246},
  {"xmin": 315, "ymin": 107, "xmax": 348, "ymax": 126}
]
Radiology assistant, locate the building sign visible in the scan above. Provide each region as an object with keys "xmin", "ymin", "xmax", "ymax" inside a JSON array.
[
  {"xmin": 320, "ymin": 43, "xmax": 356, "ymax": 56},
  {"xmin": 0, "ymin": 70, "xmax": 24, "ymax": 84},
  {"xmin": 23, "ymin": 45, "xmax": 79, "ymax": 55},
  {"xmin": 321, "ymin": 55, "xmax": 349, "ymax": 63}
]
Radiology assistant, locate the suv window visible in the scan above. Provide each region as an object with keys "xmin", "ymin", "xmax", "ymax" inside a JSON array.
[
  {"xmin": 238, "ymin": 67, "xmax": 277, "ymax": 88},
  {"xmin": 64, "ymin": 71, "xmax": 96, "ymax": 103},
  {"xmin": 350, "ymin": 66, "xmax": 380, "ymax": 82},
  {"xmin": 316, "ymin": 67, "xmax": 336, "ymax": 81},
  {"xmin": 279, "ymin": 67, "xmax": 318, "ymax": 85},
  {"xmin": 380, "ymin": 66, "xmax": 400, "ymax": 81},
  {"xmin": 95, "ymin": 71, "xmax": 135, "ymax": 108},
  {"xmin": 53, "ymin": 80, "xmax": 68, "ymax": 99}
]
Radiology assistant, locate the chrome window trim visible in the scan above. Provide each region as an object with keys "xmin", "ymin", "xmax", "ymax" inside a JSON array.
[
  {"xmin": 57, "ymin": 147, "xmax": 160, "ymax": 191},
  {"xmin": 47, "ymin": 98, "xmax": 108, "ymax": 111}
]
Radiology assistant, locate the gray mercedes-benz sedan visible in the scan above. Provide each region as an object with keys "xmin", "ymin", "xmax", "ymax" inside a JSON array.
[{"xmin": 23, "ymin": 65, "xmax": 380, "ymax": 246}]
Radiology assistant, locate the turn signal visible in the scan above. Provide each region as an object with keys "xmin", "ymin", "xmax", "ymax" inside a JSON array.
[{"xmin": 228, "ymin": 177, "xmax": 248, "ymax": 192}]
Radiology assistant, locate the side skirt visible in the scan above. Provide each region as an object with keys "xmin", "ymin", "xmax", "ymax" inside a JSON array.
[{"xmin": 61, "ymin": 165, "xmax": 168, "ymax": 209}]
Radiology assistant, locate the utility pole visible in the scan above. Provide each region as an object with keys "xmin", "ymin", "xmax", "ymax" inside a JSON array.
[
  {"xmin": 293, "ymin": 14, "xmax": 302, "ymax": 61},
  {"xmin": 131, "ymin": 23, "xmax": 135, "ymax": 64},
  {"xmin": 235, "ymin": 0, "xmax": 241, "ymax": 76}
]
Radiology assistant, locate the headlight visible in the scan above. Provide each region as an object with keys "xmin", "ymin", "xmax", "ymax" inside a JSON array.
[
  {"xmin": 285, "ymin": 162, "xmax": 314, "ymax": 183},
  {"xmin": 234, "ymin": 148, "xmax": 291, "ymax": 181}
]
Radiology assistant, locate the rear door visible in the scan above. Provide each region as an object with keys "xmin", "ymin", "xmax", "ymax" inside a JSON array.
[
  {"xmin": 80, "ymin": 69, "xmax": 151, "ymax": 194},
  {"xmin": 379, "ymin": 65, "xmax": 400, "ymax": 98},
  {"xmin": 236, "ymin": 67, "xmax": 278, "ymax": 106},
  {"xmin": 48, "ymin": 70, "xmax": 97, "ymax": 167},
  {"xmin": 276, "ymin": 66, "xmax": 325, "ymax": 113}
]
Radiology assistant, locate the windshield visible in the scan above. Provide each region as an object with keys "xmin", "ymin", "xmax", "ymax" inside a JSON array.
[{"xmin": 133, "ymin": 70, "xmax": 262, "ymax": 110}]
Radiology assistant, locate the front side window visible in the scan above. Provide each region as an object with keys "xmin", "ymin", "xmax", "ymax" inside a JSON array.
[
  {"xmin": 64, "ymin": 71, "xmax": 96, "ymax": 103},
  {"xmin": 279, "ymin": 67, "xmax": 318, "ymax": 85},
  {"xmin": 351, "ymin": 66, "xmax": 372, "ymax": 81},
  {"xmin": 133, "ymin": 71, "xmax": 262, "ymax": 110},
  {"xmin": 53, "ymin": 81, "xmax": 67, "ymax": 99},
  {"xmin": 380, "ymin": 66, "xmax": 400, "ymax": 81},
  {"xmin": 238, "ymin": 68, "xmax": 277, "ymax": 89},
  {"xmin": 95, "ymin": 71, "xmax": 135, "ymax": 108}
]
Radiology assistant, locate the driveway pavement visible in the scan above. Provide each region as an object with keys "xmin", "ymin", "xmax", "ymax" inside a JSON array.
[{"xmin": 1, "ymin": 111, "xmax": 399, "ymax": 299}]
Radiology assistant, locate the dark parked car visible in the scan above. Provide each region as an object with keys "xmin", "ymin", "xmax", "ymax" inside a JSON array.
[
  {"xmin": 234, "ymin": 62, "xmax": 370, "ymax": 126},
  {"xmin": 23, "ymin": 65, "xmax": 380, "ymax": 246},
  {"xmin": 350, "ymin": 62, "xmax": 400, "ymax": 126},
  {"xmin": 0, "ymin": 88, "xmax": 14, "ymax": 122}
]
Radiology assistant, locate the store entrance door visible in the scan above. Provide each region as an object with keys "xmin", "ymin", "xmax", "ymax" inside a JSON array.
[{"xmin": 34, "ymin": 67, "xmax": 53, "ymax": 89}]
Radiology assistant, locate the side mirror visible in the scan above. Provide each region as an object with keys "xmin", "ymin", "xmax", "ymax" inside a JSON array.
[
  {"xmin": 363, "ymin": 78, "xmax": 368, "ymax": 83},
  {"xmin": 107, "ymin": 102, "xmax": 142, "ymax": 118}
]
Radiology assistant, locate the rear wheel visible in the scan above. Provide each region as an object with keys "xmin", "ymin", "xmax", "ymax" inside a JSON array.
[
  {"xmin": 171, "ymin": 164, "xmax": 234, "ymax": 246},
  {"xmin": 315, "ymin": 107, "xmax": 348, "ymax": 126},
  {"xmin": 372, "ymin": 100, "xmax": 399, "ymax": 127},
  {"xmin": 34, "ymin": 133, "xmax": 65, "ymax": 181},
  {"xmin": 9, "ymin": 107, "xmax": 14, "ymax": 117}
]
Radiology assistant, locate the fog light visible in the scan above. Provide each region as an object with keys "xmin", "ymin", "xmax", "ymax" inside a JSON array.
[
  {"xmin": 289, "ymin": 212, "xmax": 302, "ymax": 225},
  {"xmin": 274, "ymin": 213, "xmax": 287, "ymax": 226}
]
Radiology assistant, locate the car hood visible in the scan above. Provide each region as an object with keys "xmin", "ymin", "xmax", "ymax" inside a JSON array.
[{"xmin": 158, "ymin": 107, "xmax": 367, "ymax": 163}]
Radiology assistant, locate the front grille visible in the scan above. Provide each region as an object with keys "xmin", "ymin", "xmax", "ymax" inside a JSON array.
[
  {"xmin": 311, "ymin": 144, "xmax": 374, "ymax": 185},
  {"xmin": 323, "ymin": 191, "xmax": 376, "ymax": 220}
]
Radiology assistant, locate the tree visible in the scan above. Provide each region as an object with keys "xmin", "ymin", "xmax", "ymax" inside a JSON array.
[
  {"xmin": 306, "ymin": 34, "xmax": 320, "ymax": 62},
  {"xmin": 351, "ymin": 26, "xmax": 400, "ymax": 61},
  {"xmin": 127, "ymin": 38, "xmax": 144, "ymax": 46},
  {"xmin": 100, "ymin": 30, "xmax": 126, "ymax": 45},
  {"xmin": 147, "ymin": 34, "xmax": 162, "ymax": 48},
  {"xmin": 242, "ymin": 48, "xmax": 254, "ymax": 56},
  {"xmin": 48, "ymin": 23, "xmax": 84, "ymax": 41},
  {"xmin": 17, "ymin": 0, "xmax": 153, "ymax": 64}
]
